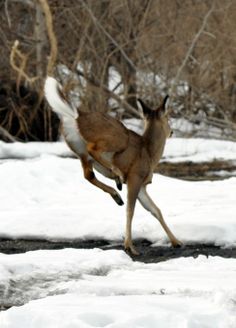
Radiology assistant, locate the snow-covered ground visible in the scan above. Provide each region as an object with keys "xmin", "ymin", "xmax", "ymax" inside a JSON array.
[
  {"xmin": 1, "ymin": 137, "xmax": 236, "ymax": 162},
  {"xmin": 1, "ymin": 250, "xmax": 236, "ymax": 327},
  {"xmin": 0, "ymin": 139, "xmax": 236, "ymax": 327}
]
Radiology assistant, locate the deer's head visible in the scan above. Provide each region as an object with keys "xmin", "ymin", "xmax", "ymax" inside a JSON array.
[{"xmin": 137, "ymin": 96, "xmax": 173, "ymax": 138}]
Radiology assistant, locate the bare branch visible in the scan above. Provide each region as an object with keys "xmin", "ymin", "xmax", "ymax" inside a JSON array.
[
  {"xmin": 10, "ymin": 40, "xmax": 39, "ymax": 84},
  {"xmin": 171, "ymin": 4, "xmax": 215, "ymax": 96},
  {"xmin": 79, "ymin": 0, "xmax": 137, "ymax": 71},
  {"xmin": 0, "ymin": 125, "xmax": 17, "ymax": 142},
  {"xmin": 76, "ymin": 68, "xmax": 142, "ymax": 118},
  {"xmin": 37, "ymin": 0, "xmax": 58, "ymax": 76},
  {"xmin": 4, "ymin": 0, "xmax": 12, "ymax": 28}
]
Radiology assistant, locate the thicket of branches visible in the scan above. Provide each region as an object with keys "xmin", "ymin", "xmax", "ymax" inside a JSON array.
[{"xmin": 0, "ymin": 0, "xmax": 236, "ymax": 141}]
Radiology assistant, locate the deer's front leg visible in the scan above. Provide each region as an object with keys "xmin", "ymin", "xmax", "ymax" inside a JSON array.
[
  {"xmin": 138, "ymin": 186, "xmax": 182, "ymax": 247},
  {"xmin": 124, "ymin": 176, "xmax": 143, "ymax": 256}
]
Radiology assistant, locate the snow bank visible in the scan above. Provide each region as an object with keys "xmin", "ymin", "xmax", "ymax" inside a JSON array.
[
  {"xmin": 0, "ymin": 250, "xmax": 235, "ymax": 327},
  {"xmin": 1, "ymin": 136, "xmax": 236, "ymax": 163},
  {"xmin": 0, "ymin": 249, "xmax": 131, "ymax": 306},
  {"xmin": 0, "ymin": 154, "xmax": 235, "ymax": 247},
  {"xmin": 164, "ymin": 138, "xmax": 236, "ymax": 162},
  {"xmin": 0, "ymin": 141, "xmax": 71, "ymax": 159}
]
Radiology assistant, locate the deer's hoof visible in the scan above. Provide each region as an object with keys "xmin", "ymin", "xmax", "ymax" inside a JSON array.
[
  {"xmin": 115, "ymin": 177, "xmax": 122, "ymax": 191},
  {"xmin": 125, "ymin": 246, "xmax": 140, "ymax": 256},
  {"xmin": 124, "ymin": 243, "xmax": 140, "ymax": 256},
  {"xmin": 172, "ymin": 240, "xmax": 183, "ymax": 248},
  {"xmin": 112, "ymin": 193, "xmax": 124, "ymax": 206}
]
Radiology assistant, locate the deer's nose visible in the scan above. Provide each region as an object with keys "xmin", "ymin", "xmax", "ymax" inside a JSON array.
[{"xmin": 170, "ymin": 130, "xmax": 173, "ymax": 137}]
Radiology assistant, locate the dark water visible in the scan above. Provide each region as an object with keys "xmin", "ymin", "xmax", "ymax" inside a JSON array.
[{"xmin": 1, "ymin": 238, "xmax": 235, "ymax": 263}]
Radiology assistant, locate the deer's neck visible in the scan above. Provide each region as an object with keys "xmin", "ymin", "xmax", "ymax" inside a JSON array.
[{"xmin": 143, "ymin": 121, "xmax": 167, "ymax": 164}]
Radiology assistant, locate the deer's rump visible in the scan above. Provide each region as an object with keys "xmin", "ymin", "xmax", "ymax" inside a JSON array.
[{"xmin": 77, "ymin": 112, "xmax": 129, "ymax": 152}]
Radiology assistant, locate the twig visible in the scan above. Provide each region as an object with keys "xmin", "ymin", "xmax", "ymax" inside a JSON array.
[
  {"xmin": 0, "ymin": 125, "xmax": 17, "ymax": 142},
  {"xmin": 76, "ymin": 68, "xmax": 142, "ymax": 118},
  {"xmin": 4, "ymin": 0, "xmax": 11, "ymax": 28},
  {"xmin": 79, "ymin": 0, "xmax": 137, "ymax": 71},
  {"xmin": 10, "ymin": 40, "xmax": 39, "ymax": 85}
]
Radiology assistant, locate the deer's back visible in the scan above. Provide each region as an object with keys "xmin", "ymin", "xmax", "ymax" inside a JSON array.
[{"xmin": 77, "ymin": 112, "xmax": 129, "ymax": 152}]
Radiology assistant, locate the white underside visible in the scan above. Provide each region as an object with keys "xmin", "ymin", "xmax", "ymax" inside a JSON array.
[
  {"xmin": 62, "ymin": 117, "xmax": 87, "ymax": 156},
  {"xmin": 44, "ymin": 76, "xmax": 115, "ymax": 178},
  {"xmin": 62, "ymin": 117, "xmax": 115, "ymax": 179}
]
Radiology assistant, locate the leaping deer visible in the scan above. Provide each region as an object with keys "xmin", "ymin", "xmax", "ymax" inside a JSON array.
[{"xmin": 44, "ymin": 77, "xmax": 182, "ymax": 255}]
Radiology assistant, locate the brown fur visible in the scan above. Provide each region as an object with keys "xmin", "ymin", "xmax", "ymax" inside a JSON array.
[
  {"xmin": 75, "ymin": 98, "xmax": 182, "ymax": 255},
  {"xmin": 45, "ymin": 77, "xmax": 181, "ymax": 255}
]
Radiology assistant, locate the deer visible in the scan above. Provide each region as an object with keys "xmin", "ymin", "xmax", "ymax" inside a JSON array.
[{"xmin": 44, "ymin": 76, "xmax": 182, "ymax": 255}]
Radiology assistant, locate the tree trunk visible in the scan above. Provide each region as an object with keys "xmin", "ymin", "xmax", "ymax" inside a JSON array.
[{"xmin": 34, "ymin": 2, "xmax": 47, "ymax": 78}]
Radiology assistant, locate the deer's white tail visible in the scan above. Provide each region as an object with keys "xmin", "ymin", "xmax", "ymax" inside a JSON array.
[{"xmin": 44, "ymin": 77, "xmax": 78, "ymax": 119}]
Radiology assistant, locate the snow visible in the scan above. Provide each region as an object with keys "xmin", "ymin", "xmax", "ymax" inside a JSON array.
[
  {"xmin": 0, "ymin": 250, "xmax": 236, "ymax": 327},
  {"xmin": 164, "ymin": 138, "xmax": 236, "ymax": 162},
  {"xmin": 0, "ymin": 139, "xmax": 236, "ymax": 327},
  {"xmin": 0, "ymin": 147, "xmax": 235, "ymax": 246},
  {"xmin": 1, "ymin": 136, "xmax": 236, "ymax": 163},
  {"xmin": 0, "ymin": 140, "xmax": 71, "ymax": 159}
]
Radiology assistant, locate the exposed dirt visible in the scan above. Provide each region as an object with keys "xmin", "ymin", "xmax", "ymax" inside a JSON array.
[
  {"xmin": 1, "ymin": 238, "xmax": 236, "ymax": 263},
  {"xmin": 157, "ymin": 160, "xmax": 236, "ymax": 181}
]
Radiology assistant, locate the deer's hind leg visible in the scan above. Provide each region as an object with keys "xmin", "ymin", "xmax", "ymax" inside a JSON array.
[
  {"xmin": 93, "ymin": 161, "xmax": 123, "ymax": 191},
  {"xmin": 138, "ymin": 186, "xmax": 182, "ymax": 247},
  {"xmin": 80, "ymin": 155, "xmax": 124, "ymax": 206},
  {"xmin": 87, "ymin": 142, "xmax": 124, "ymax": 184}
]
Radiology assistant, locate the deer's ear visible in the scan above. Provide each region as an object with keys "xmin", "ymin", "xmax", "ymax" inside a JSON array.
[
  {"xmin": 137, "ymin": 98, "xmax": 152, "ymax": 117},
  {"xmin": 158, "ymin": 95, "xmax": 169, "ymax": 116}
]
